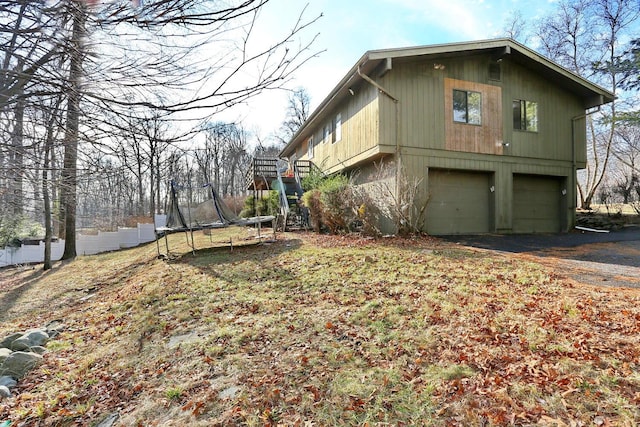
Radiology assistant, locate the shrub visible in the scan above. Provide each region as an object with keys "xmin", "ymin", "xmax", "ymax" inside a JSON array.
[
  {"xmin": 366, "ymin": 161, "xmax": 427, "ymax": 237},
  {"xmin": 240, "ymin": 191, "xmax": 280, "ymax": 217},
  {"xmin": 300, "ymin": 160, "xmax": 428, "ymax": 237},
  {"xmin": 351, "ymin": 188, "xmax": 382, "ymax": 237},
  {"xmin": 301, "ymin": 173, "xmax": 375, "ymax": 235},
  {"xmin": 301, "ymin": 165, "xmax": 326, "ymax": 191},
  {"xmin": 223, "ymin": 195, "xmax": 246, "ymax": 215},
  {"xmin": 301, "ymin": 189, "xmax": 323, "ymax": 232},
  {"xmin": 317, "ymin": 174, "xmax": 350, "ymax": 233}
]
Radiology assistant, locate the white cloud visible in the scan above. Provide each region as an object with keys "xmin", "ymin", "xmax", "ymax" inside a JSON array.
[{"xmin": 381, "ymin": 0, "xmax": 497, "ymax": 41}]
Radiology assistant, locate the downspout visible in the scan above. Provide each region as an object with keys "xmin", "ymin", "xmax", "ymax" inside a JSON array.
[
  {"xmin": 571, "ymin": 105, "xmax": 601, "ymax": 216},
  {"xmin": 357, "ymin": 64, "xmax": 402, "ymax": 229}
]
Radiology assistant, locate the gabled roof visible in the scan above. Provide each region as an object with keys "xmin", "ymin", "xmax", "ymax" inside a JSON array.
[{"xmin": 281, "ymin": 38, "xmax": 615, "ymax": 157}]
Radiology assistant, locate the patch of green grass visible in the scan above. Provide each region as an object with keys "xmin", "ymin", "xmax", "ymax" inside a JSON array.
[
  {"xmin": 35, "ymin": 401, "xmax": 47, "ymax": 419},
  {"xmin": 46, "ymin": 339, "xmax": 72, "ymax": 351},
  {"xmin": 165, "ymin": 386, "xmax": 183, "ymax": 401},
  {"xmin": 524, "ymin": 325, "xmax": 550, "ymax": 351},
  {"xmin": 434, "ymin": 364, "xmax": 475, "ymax": 380},
  {"xmin": 167, "ymin": 293, "xmax": 189, "ymax": 301},
  {"xmin": 526, "ymin": 285, "xmax": 539, "ymax": 294},
  {"xmin": 562, "ymin": 299, "xmax": 580, "ymax": 318},
  {"xmin": 320, "ymin": 368, "xmax": 435, "ymax": 425}
]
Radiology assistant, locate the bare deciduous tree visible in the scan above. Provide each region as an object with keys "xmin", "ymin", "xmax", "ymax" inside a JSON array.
[
  {"xmin": 276, "ymin": 87, "xmax": 311, "ymax": 145},
  {"xmin": 502, "ymin": 10, "xmax": 529, "ymax": 44},
  {"xmin": 1, "ymin": 0, "xmax": 321, "ymax": 262},
  {"xmin": 534, "ymin": 0, "xmax": 640, "ymax": 209}
]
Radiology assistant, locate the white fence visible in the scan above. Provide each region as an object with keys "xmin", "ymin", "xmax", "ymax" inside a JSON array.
[{"xmin": 0, "ymin": 222, "xmax": 160, "ymax": 268}]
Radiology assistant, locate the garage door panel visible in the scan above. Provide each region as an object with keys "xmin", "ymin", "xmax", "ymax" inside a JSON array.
[
  {"xmin": 427, "ymin": 170, "xmax": 490, "ymax": 235},
  {"xmin": 513, "ymin": 174, "xmax": 561, "ymax": 233}
]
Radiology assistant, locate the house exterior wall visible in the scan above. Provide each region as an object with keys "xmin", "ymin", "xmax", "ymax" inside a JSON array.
[
  {"xmin": 373, "ymin": 53, "xmax": 587, "ymax": 234},
  {"xmin": 377, "ymin": 54, "xmax": 587, "ymax": 163},
  {"xmin": 284, "ymin": 42, "xmax": 608, "ymax": 235},
  {"xmin": 296, "ymin": 83, "xmax": 385, "ymax": 174}
]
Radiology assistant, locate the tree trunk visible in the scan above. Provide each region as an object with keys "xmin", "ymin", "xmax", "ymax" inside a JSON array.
[
  {"xmin": 137, "ymin": 169, "xmax": 144, "ymax": 216},
  {"xmin": 11, "ymin": 92, "xmax": 24, "ymax": 215},
  {"xmin": 149, "ymin": 142, "xmax": 157, "ymax": 216},
  {"xmin": 43, "ymin": 125, "xmax": 53, "ymax": 270},
  {"xmin": 155, "ymin": 150, "xmax": 161, "ymax": 215},
  {"xmin": 61, "ymin": 1, "xmax": 86, "ymax": 260},
  {"xmin": 43, "ymin": 97, "xmax": 63, "ymax": 270}
]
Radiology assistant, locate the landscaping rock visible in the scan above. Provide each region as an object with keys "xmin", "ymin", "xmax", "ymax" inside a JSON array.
[
  {"xmin": 30, "ymin": 346, "xmax": 48, "ymax": 355},
  {"xmin": 0, "ymin": 323, "xmax": 60, "ymax": 401},
  {"xmin": 0, "ymin": 333, "xmax": 23, "ymax": 350},
  {"xmin": 218, "ymin": 385, "xmax": 241, "ymax": 400},
  {"xmin": 11, "ymin": 329, "xmax": 49, "ymax": 351},
  {"xmin": 0, "ymin": 386, "xmax": 10, "ymax": 399},
  {"xmin": 95, "ymin": 412, "xmax": 120, "ymax": 427},
  {"xmin": 0, "ymin": 376, "xmax": 17, "ymax": 388},
  {"xmin": 0, "ymin": 351, "xmax": 43, "ymax": 379},
  {"xmin": 576, "ymin": 212, "xmax": 625, "ymax": 231},
  {"xmin": 45, "ymin": 320, "xmax": 66, "ymax": 339},
  {"xmin": 167, "ymin": 332, "xmax": 201, "ymax": 349}
]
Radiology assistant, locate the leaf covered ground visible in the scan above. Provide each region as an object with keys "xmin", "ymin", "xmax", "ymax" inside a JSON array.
[{"xmin": 0, "ymin": 230, "xmax": 639, "ymax": 426}]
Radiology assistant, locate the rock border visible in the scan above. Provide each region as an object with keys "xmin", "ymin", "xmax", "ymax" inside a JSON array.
[{"xmin": 0, "ymin": 320, "xmax": 65, "ymax": 400}]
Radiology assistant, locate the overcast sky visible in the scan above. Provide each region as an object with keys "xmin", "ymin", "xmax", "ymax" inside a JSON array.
[{"xmin": 225, "ymin": 0, "xmax": 557, "ymax": 143}]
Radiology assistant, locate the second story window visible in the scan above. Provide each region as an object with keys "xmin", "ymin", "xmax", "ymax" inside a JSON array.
[
  {"xmin": 513, "ymin": 100, "xmax": 538, "ymax": 132},
  {"xmin": 323, "ymin": 124, "xmax": 330, "ymax": 143},
  {"xmin": 332, "ymin": 113, "xmax": 342, "ymax": 143},
  {"xmin": 453, "ymin": 89, "xmax": 482, "ymax": 125},
  {"xmin": 307, "ymin": 135, "xmax": 314, "ymax": 158}
]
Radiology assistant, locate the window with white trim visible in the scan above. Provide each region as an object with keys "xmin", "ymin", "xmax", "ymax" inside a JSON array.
[
  {"xmin": 307, "ymin": 135, "xmax": 314, "ymax": 158},
  {"xmin": 332, "ymin": 113, "xmax": 342, "ymax": 143},
  {"xmin": 323, "ymin": 123, "xmax": 330, "ymax": 143}
]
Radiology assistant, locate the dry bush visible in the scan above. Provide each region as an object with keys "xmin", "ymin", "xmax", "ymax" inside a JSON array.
[
  {"xmin": 300, "ymin": 161, "xmax": 428, "ymax": 237},
  {"xmin": 302, "ymin": 189, "xmax": 323, "ymax": 232},
  {"xmin": 363, "ymin": 160, "xmax": 428, "ymax": 236},
  {"xmin": 302, "ymin": 174, "xmax": 371, "ymax": 235},
  {"xmin": 318, "ymin": 175, "xmax": 351, "ymax": 233},
  {"xmin": 222, "ymin": 195, "xmax": 245, "ymax": 215}
]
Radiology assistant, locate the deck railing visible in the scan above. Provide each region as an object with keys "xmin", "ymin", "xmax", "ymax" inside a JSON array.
[{"xmin": 245, "ymin": 157, "xmax": 315, "ymax": 190}]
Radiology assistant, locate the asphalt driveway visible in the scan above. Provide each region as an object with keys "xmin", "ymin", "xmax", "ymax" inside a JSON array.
[{"xmin": 443, "ymin": 226, "xmax": 640, "ymax": 288}]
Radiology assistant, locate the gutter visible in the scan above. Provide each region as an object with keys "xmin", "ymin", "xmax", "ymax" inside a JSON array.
[
  {"xmin": 357, "ymin": 64, "xmax": 399, "ymax": 103},
  {"xmin": 357, "ymin": 63, "xmax": 401, "ymax": 161}
]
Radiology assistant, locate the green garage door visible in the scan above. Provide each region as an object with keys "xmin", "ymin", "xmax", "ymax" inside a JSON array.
[
  {"xmin": 513, "ymin": 174, "xmax": 561, "ymax": 233},
  {"xmin": 426, "ymin": 169, "xmax": 491, "ymax": 235}
]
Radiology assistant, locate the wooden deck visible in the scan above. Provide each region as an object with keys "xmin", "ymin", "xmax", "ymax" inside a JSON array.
[{"xmin": 245, "ymin": 158, "xmax": 315, "ymax": 191}]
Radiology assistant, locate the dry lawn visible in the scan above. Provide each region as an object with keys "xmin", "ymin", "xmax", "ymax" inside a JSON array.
[{"xmin": 0, "ymin": 229, "xmax": 639, "ymax": 426}]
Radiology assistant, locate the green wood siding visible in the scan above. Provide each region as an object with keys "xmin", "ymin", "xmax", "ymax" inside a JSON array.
[
  {"xmin": 296, "ymin": 51, "xmax": 588, "ymax": 178},
  {"xmin": 377, "ymin": 54, "xmax": 586, "ymax": 166},
  {"xmin": 379, "ymin": 60, "xmax": 445, "ymax": 152},
  {"xmin": 501, "ymin": 61, "xmax": 586, "ymax": 164},
  {"xmin": 299, "ymin": 84, "xmax": 381, "ymax": 173}
]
